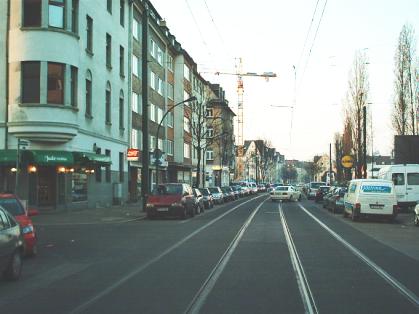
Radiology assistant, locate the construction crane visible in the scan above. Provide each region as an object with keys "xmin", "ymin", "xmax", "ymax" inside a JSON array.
[{"xmin": 201, "ymin": 58, "xmax": 277, "ymax": 180}]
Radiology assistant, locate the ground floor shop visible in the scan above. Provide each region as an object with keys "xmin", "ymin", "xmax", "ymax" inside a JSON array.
[
  {"xmin": 205, "ymin": 165, "xmax": 231, "ymax": 187},
  {"xmin": 0, "ymin": 149, "xmax": 128, "ymax": 211}
]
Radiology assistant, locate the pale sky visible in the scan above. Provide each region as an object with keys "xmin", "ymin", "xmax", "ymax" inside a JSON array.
[{"xmin": 151, "ymin": 0, "xmax": 419, "ymax": 161}]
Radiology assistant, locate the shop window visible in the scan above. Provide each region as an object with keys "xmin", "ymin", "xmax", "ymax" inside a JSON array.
[
  {"xmin": 48, "ymin": 62, "xmax": 65, "ymax": 104},
  {"xmin": 22, "ymin": 61, "xmax": 40, "ymax": 103},
  {"xmin": 72, "ymin": 171, "xmax": 87, "ymax": 202},
  {"xmin": 49, "ymin": 0, "xmax": 65, "ymax": 29},
  {"xmin": 23, "ymin": 0, "xmax": 42, "ymax": 27},
  {"xmin": 105, "ymin": 149, "xmax": 111, "ymax": 183}
]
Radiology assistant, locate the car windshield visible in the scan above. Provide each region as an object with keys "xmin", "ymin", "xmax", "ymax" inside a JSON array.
[
  {"xmin": 208, "ymin": 188, "xmax": 219, "ymax": 194},
  {"xmin": 153, "ymin": 185, "xmax": 183, "ymax": 195},
  {"xmin": 0, "ymin": 198, "xmax": 25, "ymax": 216},
  {"xmin": 275, "ymin": 186, "xmax": 289, "ymax": 191},
  {"xmin": 199, "ymin": 189, "xmax": 210, "ymax": 196}
]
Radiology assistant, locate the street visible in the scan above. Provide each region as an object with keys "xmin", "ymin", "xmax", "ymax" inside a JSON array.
[{"xmin": 1, "ymin": 194, "xmax": 418, "ymax": 314}]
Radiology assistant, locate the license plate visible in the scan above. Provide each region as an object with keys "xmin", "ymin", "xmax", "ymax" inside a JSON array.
[
  {"xmin": 282, "ymin": 193, "xmax": 288, "ymax": 195},
  {"xmin": 157, "ymin": 207, "xmax": 169, "ymax": 212},
  {"xmin": 369, "ymin": 204, "xmax": 384, "ymax": 209}
]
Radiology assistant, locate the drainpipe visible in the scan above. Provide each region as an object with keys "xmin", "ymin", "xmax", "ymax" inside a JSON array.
[{"xmin": 4, "ymin": 0, "xmax": 10, "ymax": 149}]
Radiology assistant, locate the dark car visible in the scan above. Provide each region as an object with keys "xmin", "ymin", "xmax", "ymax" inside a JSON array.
[
  {"xmin": 315, "ymin": 186, "xmax": 330, "ymax": 203},
  {"xmin": 146, "ymin": 183, "xmax": 196, "ymax": 219},
  {"xmin": 221, "ymin": 186, "xmax": 235, "ymax": 201},
  {"xmin": 199, "ymin": 188, "xmax": 214, "ymax": 209},
  {"xmin": 0, "ymin": 194, "xmax": 39, "ymax": 256},
  {"xmin": 193, "ymin": 188, "xmax": 205, "ymax": 214},
  {"xmin": 325, "ymin": 187, "xmax": 347, "ymax": 213},
  {"xmin": 0, "ymin": 206, "xmax": 24, "ymax": 281}
]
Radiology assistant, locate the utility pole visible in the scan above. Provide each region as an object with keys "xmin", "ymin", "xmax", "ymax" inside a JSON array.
[
  {"xmin": 329, "ymin": 143, "xmax": 332, "ymax": 186},
  {"xmin": 141, "ymin": 5, "xmax": 149, "ymax": 211},
  {"xmin": 363, "ymin": 105, "xmax": 367, "ymax": 179}
]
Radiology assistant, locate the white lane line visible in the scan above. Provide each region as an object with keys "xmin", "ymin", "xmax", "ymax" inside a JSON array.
[
  {"xmin": 279, "ymin": 202, "xmax": 318, "ymax": 314},
  {"xmin": 69, "ymin": 194, "xmax": 266, "ymax": 314},
  {"xmin": 298, "ymin": 203, "xmax": 419, "ymax": 309},
  {"xmin": 184, "ymin": 198, "xmax": 269, "ymax": 314}
]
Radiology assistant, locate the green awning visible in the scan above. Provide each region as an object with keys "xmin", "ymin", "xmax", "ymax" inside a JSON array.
[
  {"xmin": 0, "ymin": 150, "xmax": 17, "ymax": 165},
  {"xmin": 28, "ymin": 150, "xmax": 74, "ymax": 166},
  {"xmin": 73, "ymin": 152, "xmax": 112, "ymax": 165}
]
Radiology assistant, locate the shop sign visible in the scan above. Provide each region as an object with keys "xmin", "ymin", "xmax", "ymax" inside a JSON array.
[{"xmin": 127, "ymin": 149, "xmax": 140, "ymax": 161}]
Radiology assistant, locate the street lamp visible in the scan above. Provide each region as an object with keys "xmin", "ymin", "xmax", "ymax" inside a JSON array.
[{"xmin": 154, "ymin": 96, "xmax": 197, "ymax": 189}]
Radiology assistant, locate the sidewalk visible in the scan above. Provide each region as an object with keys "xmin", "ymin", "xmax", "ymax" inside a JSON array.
[{"xmin": 31, "ymin": 203, "xmax": 147, "ymax": 226}]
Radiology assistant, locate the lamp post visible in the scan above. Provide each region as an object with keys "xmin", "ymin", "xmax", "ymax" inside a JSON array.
[{"xmin": 154, "ymin": 96, "xmax": 197, "ymax": 189}]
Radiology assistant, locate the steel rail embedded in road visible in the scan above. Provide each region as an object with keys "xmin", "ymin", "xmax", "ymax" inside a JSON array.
[
  {"xmin": 279, "ymin": 202, "xmax": 319, "ymax": 314},
  {"xmin": 185, "ymin": 197, "xmax": 269, "ymax": 314},
  {"xmin": 298, "ymin": 203, "xmax": 419, "ymax": 310},
  {"xmin": 69, "ymin": 194, "xmax": 266, "ymax": 314}
]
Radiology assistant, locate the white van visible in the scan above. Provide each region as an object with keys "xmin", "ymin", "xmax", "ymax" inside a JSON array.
[
  {"xmin": 377, "ymin": 164, "xmax": 419, "ymax": 209},
  {"xmin": 344, "ymin": 179, "xmax": 398, "ymax": 221}
]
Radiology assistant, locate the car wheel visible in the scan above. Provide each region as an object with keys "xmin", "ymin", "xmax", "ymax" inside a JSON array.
[
  {"xmin": 180, "ymin": 207, "xmax": 188, "ymax": 219},
  {"xmin": 298, "ymin": 195, "xmax": 301, "ymax": 201},
  {"xmin": 4, "ymin": 250, "xmax": 22, "ymax": 281}
]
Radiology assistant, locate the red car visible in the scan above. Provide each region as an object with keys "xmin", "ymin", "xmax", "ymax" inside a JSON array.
[{"xmin": 0, "ymin": 194, "xmax": 39, "ymax": 256}]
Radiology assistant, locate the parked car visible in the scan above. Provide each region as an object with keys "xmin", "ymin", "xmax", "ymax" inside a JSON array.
[
  {"xmin": 324, "ymin": 187, "xmax": 347, "ymax": 213},
  {"xmin": 0, "ymin": 194, "xmax": 39, "ymax": 256},
  {"xmin": 315, "ymin": 186, "xmax": 330, "ymax": 203},
  {"xmin": 193, "ymin": 188, "xmax": 205, "ymax": 214},
  {"xmin": 221, "ymin": 186, "xmax": 235, "ymax": 202},
  {"xmin": 198, "ymin": 188, "xmax": 214, "ymax": 209},
  {"xmin": 239, "ymin": 182, "xmax": 251, "ymax": 196},
  {"xmin": 0, "ymin": 205, "xmax": 24, "ymax": 281},
  {"xmin": 343, "ymin": 179, "xmax": 398, "ymax": 222},
  {"xmin": 249, "ymin": 182, "xmax": 258, "ymax": 194},
  {"xmin": 322, "ymin": 187, "xmax": 338, "ymax": 209},
  {"xmin": 230, "ymin": 185, "xmax": 241, "ymax": 199},
  {"xmin": 208, "ymin": 187, "xmax": 224, "ymax": 204},
  {"xmin": 270, "ymin": 185, "xmax": 301, "ymax": 202},
  {"xmin": 146, "ymin": 183, "xmax": 196, "ymax": 219},
  {"xmin": 257, "ymin": 184, "xmax": 266, "ymax": 192},
  {"xmin": 414, "ymin": 201, "xmax": 419, "ymax": 226},
  {"xmin": 308, "ymin": 181, "xmax": 327, "ymax": 200}
]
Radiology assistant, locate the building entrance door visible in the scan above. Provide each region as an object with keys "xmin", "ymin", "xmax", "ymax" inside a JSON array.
[{"xmin": 38, "ymin": 167, "xmax": 56, "ymax": 207}]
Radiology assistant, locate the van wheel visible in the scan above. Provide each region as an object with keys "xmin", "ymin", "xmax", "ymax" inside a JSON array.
[
  {"xmin": 351, "ymin": 209, "xmax": 358, "ymax": 222},
  {"xmin": 4, "ymin": 250, "xmax": 22, "ymax": 281}
]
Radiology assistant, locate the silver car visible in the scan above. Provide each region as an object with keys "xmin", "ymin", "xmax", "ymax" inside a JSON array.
[{"xmin": 208, "ymin": 187, "xmax": 224, "ymax": 204}]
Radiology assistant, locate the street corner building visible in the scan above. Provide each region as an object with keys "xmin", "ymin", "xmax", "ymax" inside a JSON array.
[{"xmin": 0, "ymin": 0, "xmax": 236, "ymax": 211}]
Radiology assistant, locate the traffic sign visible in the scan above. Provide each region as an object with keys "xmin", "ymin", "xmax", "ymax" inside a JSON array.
[{"xmin": 341, "ymin": 155, "xmax": 354, "ymax": 168}]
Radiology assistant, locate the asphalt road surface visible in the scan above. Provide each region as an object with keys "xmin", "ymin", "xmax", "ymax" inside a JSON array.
[{"xmin": 1, "ymin": 194, "xmax": 418, "ymax": 314}]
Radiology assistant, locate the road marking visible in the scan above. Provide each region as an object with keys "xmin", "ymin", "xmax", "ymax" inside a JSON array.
[
  {"xmin": 298, "ymin": 203, "xmax": 419, "ymax": 309},
  {"xmin": 279, "ymin": 203, "xmax": 318, "ymax": 314},
  {"xmin": 35, "ymin": 216, "xmax": 146, "ymax": 227},
  {"xmin": 69, "ymin": 194, "xmax": 266, "ymax": 314},
  {"xmin": 184, "ymin": 198, "xmax": 268, "ymax": 314}
]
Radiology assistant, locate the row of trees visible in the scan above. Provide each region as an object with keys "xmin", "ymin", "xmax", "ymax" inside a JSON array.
[{"xmin": 334, "ymin": 23, "xmax": 418, "ymax": 181}]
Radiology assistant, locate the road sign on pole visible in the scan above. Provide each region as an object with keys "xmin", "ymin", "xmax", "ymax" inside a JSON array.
[{"xmin": 341, "ymin": 155, "xmax": 354, "ymax": 168}]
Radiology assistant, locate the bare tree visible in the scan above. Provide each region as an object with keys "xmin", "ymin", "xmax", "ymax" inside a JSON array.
[
  {"xmin": 342, "ymin": 110, "xmax": 354, "ymax": 181},
  {"xmin": 393, "ymin": 24, "xmax": 417, "ymax": 135},
  {"xmin": 334, "ymin": 132, "xmax": 344, "ymax": 183},
  {"xmin": 346, "ymin": 50, "xmax": 369, "ymax": 178}
]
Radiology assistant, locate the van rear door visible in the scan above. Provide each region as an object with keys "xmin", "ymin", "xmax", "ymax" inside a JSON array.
[
  {"xmin": 391, "ymin": 171, "xmax": 407, "ymax": 203},
  {"xmin": 406, "ymin": 172, "xmax": 419, "ymax": 203}
]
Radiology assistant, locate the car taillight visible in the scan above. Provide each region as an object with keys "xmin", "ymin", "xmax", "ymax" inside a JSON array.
[{"xmin": 355, "ymin": 203, "xmax": 361, "ymax": 210}]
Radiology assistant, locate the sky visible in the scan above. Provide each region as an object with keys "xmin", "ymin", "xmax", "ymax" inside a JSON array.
[{"xmin": 151, "ymin": 0, "xmax": 419, "ymax": 161}]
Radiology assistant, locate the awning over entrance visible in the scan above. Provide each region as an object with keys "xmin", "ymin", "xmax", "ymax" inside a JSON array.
[
  {"xmin": 73, "ymin": 152, "xmax": 112, "ymax": 165},
  {"xmin": 0, "ymin": 150, "xmax": 17, "ymax": 165},
  {"xmin": 28, "ymin": 150, "xmax": 74, "ymax": 166}
]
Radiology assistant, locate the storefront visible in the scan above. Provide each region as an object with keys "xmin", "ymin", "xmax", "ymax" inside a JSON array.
[{"xmin": 0, "ymin": 150, "xmax": 19, "ymax": 193}]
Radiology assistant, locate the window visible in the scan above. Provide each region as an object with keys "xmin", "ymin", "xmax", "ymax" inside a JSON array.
[
  {"xmin": 392, "ymin": 173, "xmax": 405, "ymax": 186},
  {"xmin": 168, "ymin": 55, "xmax": 174, "ymax": 72},
  {"xmin": 407, "ymin": 173, "xmax": 419, "ymax": 185},
  {"xmin": 150, "ymin": 39, "xmax": 156, "ymax": 58},
  {"xmin": 119, "ymin": 90, "xmax": 124, "ymax": 129},
  {"xmin": 23, "ymin": 0, "xmax": 42, "ymax": 27},
  {"xmin": 105, "ymin": 149, "xmax": 111, "ymax": 183},
  {"xmin": 138, "ymin": 129, "xmax": 143, "ymax": 149},
  {"xmin": 206, "ymin": 150, "xmax": 214, "ymax": 160},
  {"xmin": 184, "ymin": 143, "xmax": 191, "ymax": 158},
  {"xmin": 184, "ymin": 64, "xmax": 190, "ymax": 81},
  {"xmin": 70, "ymin": 66, "xmax": 78, "ymax": 107},
  {"xmin": 150, "ymin": 136, "xmax": 156, "ymax": 151},
  {"xmin": 86, "ymin": 15, "xmax": 93, "ymax": 53},
  {"xmin": 49, "ymin": 0, "xmax": 65, "ymax": 28},
  {"xmin": 167, "ymin": 112, "xmax": 173, "ymax": 127},
  {"xmin": 106, "ymin": 33, "xmax": 112, "ymax": 68},
  {"xmin": 0, "ymin": 209, "xmax": 10, "ymax": 231},
  {"xmin": 158, "ymin": 138, "xmax": 163, "ymax": 150},
  {"xmin": 22, "ymin": 61, "xmax": 40, "ymax": 103},
  {"xmin": 157, "ymin": 47, "xmax": 164, "ymax": 66},
  {"xmin": 184, "ymin": 117, "xmax": 190, "ymax": 133},
  {"xmin": 207, "ymin": 127, "xmax": 214, "ymax": 138},
  {"xmin": 105, "ymin": 82, "xmax": 111, "ymax": 124},
  {"xmin": 132, "ymin": 55, "xmax": 139, "ymax": 77},
  {"xmin": 107, "ymin": 0, "xmax": 112, "ymax": 13},
  {"xmin": 157, "ymin": 107, "xmax": 163, "ymax": 124},
  {"xmin": 133, "ymin": 18, "xmax": 139, "ymax": 40},
  {"xmin": 150, "ymin": 72, "xmax": 156, "ymax": 90},
  {"xmin": 167, "ymin": 140, "xmax": 174, "ymax": 156},
  {"xmin": 206, "ymin": 108, "xmax": 213, "ymax": 117},
  {"xmin": 168, "ymin": 83, "xmax": 174, "ymax": 100},
  {"xmin": 71, "ymin": 0, "xmax": 78, "ymax": 33},
  {"xmin": 157, "ymin": 77, "xmax": 164, "ymax": 96},
  {"xmin": 132, "ymin": 91, "xmax": 138, "ymax": 113},
  {"xmin": 85, "ymin": 71, "xmax": 92, "ymax": 117},
  {"xmin": 131, "ymin": 129, "xmax": 138, "ymax": 149},
  {"xmin": 149, "ymin": 103, "xmax": 156, "ymax": 122},
  {"xmin": 119, "ymin": 152, "xmax": 124, "ymax": 182},
  {"xmin": 184, "ymin": 91, "xmax": 191, "ymax": 104},
  {"xmin": 119, "ymin": 0, "xmax": 124, "ymax": 26},
  {"xmin": 47, "ymin": 62, "xmax": 65, "ymax": 104},
  {"xmin": 119, "ymin": 46, "xmax": 125, "ymax": 77}
]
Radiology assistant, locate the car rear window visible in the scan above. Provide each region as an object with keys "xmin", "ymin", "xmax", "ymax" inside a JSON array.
[
  {"xmin": 275, "ymin": 186, "xmax": 289, "ymax": 191},
  {"xmin": 0, "ymin": 198, "xmax": 25, "ymax": 216},
  {"xmin": 310, "ymin": 182, "xmax": 324, "ymax": 189},
  {"xmin": 153, "ymin": 184, "xmax": 183, "ymax": 195},
  {"xmin": 360, "ymin": 185, "xmax": 392, "ymax": 193},
  {"xmin": 199, "ymin": 189, "xmax": 209, "ymax": 196},
  {"xmin": 407, "ymin": 173, "xmax": 419, "ymax": 185},
  {"xmin": 209, "ymin": 188, "xmax": 219, "ymax": 193}
]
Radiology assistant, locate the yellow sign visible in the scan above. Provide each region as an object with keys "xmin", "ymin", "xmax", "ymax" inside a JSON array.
[{"xmin": 341, "ymin": 155, "xmax": 354, "ymax": 168}]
